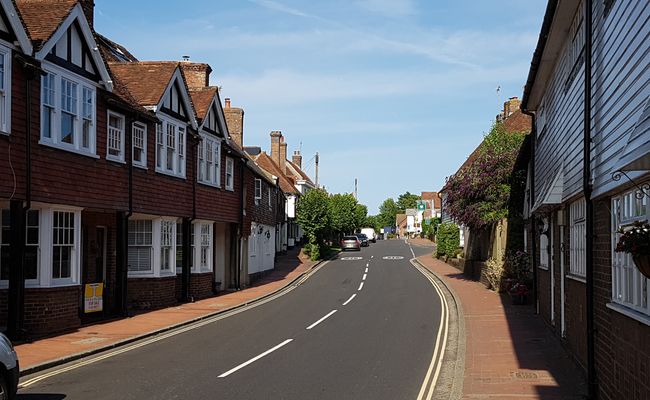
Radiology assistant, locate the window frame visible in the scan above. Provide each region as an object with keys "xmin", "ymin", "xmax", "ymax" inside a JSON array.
[
  {"xmin": 255, "ymin": 179, "xmax": 262, "ymax": 202},
  {"xmin": 192, "ymin": 221, "xmax": 213, "ymax": 273},
  {"xmin": 132, "ymin": 122, "xmax": 147, "ymax": 168},
  {"xmin": 106, "ymin": 110, "xmax": 126, "ymax": 163},
  {"xmin": 569, "ymin": 197, "xmax": 587, "ymax": 279},
  {"xmin": 39, "ymin": 64, "xmax": 97, "ymax": 157},
  {"xmin": 0, "ymin": 43, "xmax": 12, "ymax": 135},
  {"xmin": 611, "ymin": 189, "xmax": 649, "ymax": 319},
  {"xmin": 128, "ymin": 219, "xmax": 153, "ymax": 274},
  {"xmin": 155, "ymin": 115, "xmax": 187, "ymax": 179},
  {"xmin": 197, "ymin": 134, "xmax": 221, "ymax": 187},
  {"xmin": 225, "ymin": 157, "xmax": 234, "ymax": 191},
  {"xmin": 127, "ymin": 216, "xmax": 177, "ymax": 278}
]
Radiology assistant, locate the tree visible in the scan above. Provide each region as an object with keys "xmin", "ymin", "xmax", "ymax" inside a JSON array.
[
  {"xmin": 354, "ymin": 204, "xmax": 368, "ymax": 230},
  {"xmin": 296, "ymin": 189, "xmax": 330, "ymax": 260},
  {"xmin": 445, "ymin": 122, "xmax": 527, "ymax": 230},
  {"xmin": 378, "ymin": 198, "xmax": 400, "ymax": 228},
  {"xmin": 365, "ymin": 215, "xmax": 382, "ymax": 232},
  {"xmin": 328, "ymin": 193, "xmax": 358, "ymax": 237},
  {"xmin": 397, "ymin": 192, "xmax": 421, "ymax": 212}
]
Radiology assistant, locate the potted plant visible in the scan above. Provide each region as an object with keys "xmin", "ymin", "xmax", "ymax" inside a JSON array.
[
  {"xmin": 615, "ymin": 221, "xmax": 650, "ymax": 278},
  {"xmin": 508, "ymin": 281, "xmax": 529, "ymax": 305}
]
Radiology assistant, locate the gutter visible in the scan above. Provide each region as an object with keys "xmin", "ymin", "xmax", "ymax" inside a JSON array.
[
  {"xmin": 521, "ymin": 108, "xmax": 538, "ymax": 314},
  {"xmin": 521, "ymin": 0, "xmax": 560, "ymax": 110},
  {"xmin": 583, "ymin": 1, "xmax": 597, "ymax": 397}
]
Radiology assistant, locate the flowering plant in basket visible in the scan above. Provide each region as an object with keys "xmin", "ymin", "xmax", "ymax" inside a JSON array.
[
  {"xmin": 508, "ymin": 281, "xmax": 530, "ymax": 297},
  {"xmin": 615, "ymin": 221, "xmax": 650, "ymax": 278}
]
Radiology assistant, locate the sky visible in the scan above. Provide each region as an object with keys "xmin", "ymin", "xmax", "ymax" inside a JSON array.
[{"xmin": 94, "ymin": 0, "xmax": 547, "ymax": 214}]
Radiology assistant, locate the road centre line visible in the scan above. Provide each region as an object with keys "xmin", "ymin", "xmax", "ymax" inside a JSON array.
[
  {"xmin": 218, "ymin": 339, "xmax": 294, "ymax": 378},
  {"xmin": 365, "ymin": 267, "xmax": 368, "ymax": 273},
  {"xmin": 358, "ymin": 282, "xmax": 364, "ymax": 291},
  {"xmin": 342, "ymin": 293, "xmax": 356, "ymax": 306},
  {"xmin": 362, "ymin": 273, "xmax": 367, "ymax": 281},
  {"xmin": 306, "ymin": 309, "xmax": 338, "ymax": 330}
]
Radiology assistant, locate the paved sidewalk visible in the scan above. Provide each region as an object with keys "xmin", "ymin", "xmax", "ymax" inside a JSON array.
[
  {"xmin": 416, "ymin": 254, "xmax": 587, "ymax": 399},
  {"xmin": 15, "ymin": 248, "xmax": 317, "ymax": 374}
]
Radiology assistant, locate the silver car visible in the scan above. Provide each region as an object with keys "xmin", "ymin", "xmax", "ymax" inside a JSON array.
[
  {"xmin": 0, "ymin": 333, "xmax": 18, "ymax": 400},
  {"xmin": 340, "ymin": 235, "xmax": 361, "ymax": 251}
]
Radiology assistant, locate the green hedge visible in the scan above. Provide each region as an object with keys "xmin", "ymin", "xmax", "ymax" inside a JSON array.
[{"xmin": 436, "ymin": 223, "xmax": 460, "ymax": 258}]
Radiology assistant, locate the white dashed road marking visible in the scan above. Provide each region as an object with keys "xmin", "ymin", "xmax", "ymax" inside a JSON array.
[
  {"xmin": 358, "ymin": 282, "xmax": 364, "ymax": 291},
  {"xmin": 306, "ymin": 310, "xmax": 338, "ymax": 330},
  {"xmin": 342, "ymin": 294, "xmax": 356, "ymax": 306},
  {"xmin": 218, "ymin": 339, "xmax": 294, "ymax": 378}
]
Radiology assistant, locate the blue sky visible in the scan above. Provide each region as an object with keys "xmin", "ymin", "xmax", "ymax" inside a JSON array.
[{"xmin": 95, "ymin": 0, "xmax": 547, "ymax": 214}]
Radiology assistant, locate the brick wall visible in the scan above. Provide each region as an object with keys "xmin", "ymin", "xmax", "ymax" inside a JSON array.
[
  {"xmin": 127, "ymin": 276, "xmax": 178, "ymax": 311},
  {"xmin": 592, "ymin": 199, "xmax": 650, "ymax": 400},
  {"xmin": 189, "ymin": 272, "xmax": 214, "ymax": 300},
  {"xmin": 23, "ymin": 286, "xmax": 81, "ymax": 337}
]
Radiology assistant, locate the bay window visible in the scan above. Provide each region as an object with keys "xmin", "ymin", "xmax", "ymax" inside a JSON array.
[
  {"xmin": 107, "ymin": 111, "xmax": 125, "ymax": 162},
  {"xmin": 40, "ymin": 68, "xmax": 96, "ymax": 155},
  {"xmin": 160, "ymin": 221, "xmax": 174, "ymax": 273},
  {"xmin": 52, "ymin": 211, "xmax": 74, "ymax": 280},
  {"xmin": 155, "ymin": 117, "xmax": 186, "ymax": 178},
  {"xmin": 198, "ymin": 135, "xmax": 221, "ymax": 187},
  {"xmin": 198, "ymin": 223, "xmax": 212, "ymax": 272},
  {"xmin": 128, "ymin": 220, "xmax": 153, "ymax": 274}
]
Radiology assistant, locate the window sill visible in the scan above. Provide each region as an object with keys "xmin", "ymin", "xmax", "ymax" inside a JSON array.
[
  {"xmin": 127, "ymin": 272, "xmax": 155, "ymax": 278},
  {"xmin": 607, "ymin": 302, "xmax": 650, "ymax": 327},
  {"xmin": 226, "ymin": 186, "xmax": 234, "ymax": 192},
  {"xmin": 133, "ymin": 163, "xmax": 148, "ymax": 170},
  {"xmin": 566, "ymin": 274, "xmax": 586, "ymax": 284},
  {"xmin": 107, "ymin": 156, "xmax": 126, "ymax": 164},
  {"xmin": 39, "ymin": 140, "xmax": 100, "ymax": 159},
  {"xmin": 198, "ymin": 180, "xmax": 221, "ymax": 189},
  {"xmin": 155, "ymin": 168, "xmax": 186, "ymax": 180},
  {"xmin": 538, "ymin": 265, "xmax": 549, "ymax": 271}
]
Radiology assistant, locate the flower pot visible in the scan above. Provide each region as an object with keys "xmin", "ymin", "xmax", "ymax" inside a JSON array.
[{"xmin": 633, "ymin": 255, "xmax": 650, "ymax": 279}]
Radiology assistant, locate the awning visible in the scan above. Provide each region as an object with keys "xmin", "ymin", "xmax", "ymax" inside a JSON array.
[{"xmin": 532, "ymin": 168, "xmax": 563, "ymax": 213}]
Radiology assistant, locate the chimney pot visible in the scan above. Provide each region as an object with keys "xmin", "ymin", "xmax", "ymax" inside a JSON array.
[{"xmin": 225, "ymin": 98, "xmax": 231, "ymax": 108}]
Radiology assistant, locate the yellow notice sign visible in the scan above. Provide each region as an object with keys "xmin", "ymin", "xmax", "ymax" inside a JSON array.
[{"xmin": 84, "ymin": 283, "xmax": 103, "ymax": 313}]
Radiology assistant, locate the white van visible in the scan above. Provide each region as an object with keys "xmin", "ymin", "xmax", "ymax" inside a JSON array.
[{"xmin": 360, "ymin": 228, "xmax": 377, "ymax": 243}]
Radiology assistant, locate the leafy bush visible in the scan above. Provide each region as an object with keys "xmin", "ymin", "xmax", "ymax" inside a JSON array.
[
  {"xmin": 436, "ymin": 223, "xmax": 460, "ymax": 258},
  {"xmin": 310, "ymin": 243, "xmax": 321, "ymax": 261},
  {"xmin": 484, "ymin": 257, "xmax": 505, "ymax": 291},
  {"xmin": 504, "ymin": 250, "xmax": 531, "ymax": 282},
  {"xmin": 387, "ymin": 233, "xmax": 396, "ymax": 239}
]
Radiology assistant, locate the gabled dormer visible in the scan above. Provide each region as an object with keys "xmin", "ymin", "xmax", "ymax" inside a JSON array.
[
  {"xmin": 16, "ymin": 0, "xmax": 113, "ymax": 156},
  {"xmin": 0, "ymin": 0, "xmax": 32, "ymax": 135},
  {"xmin": 110, "ymin": 62, "xmax": 198, "ymax": 179}
]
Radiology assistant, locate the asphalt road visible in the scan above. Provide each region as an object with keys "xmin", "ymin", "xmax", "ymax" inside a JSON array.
[{"xmin": 20, "ymin": 239, "xmax": 443, "ymax": 400}]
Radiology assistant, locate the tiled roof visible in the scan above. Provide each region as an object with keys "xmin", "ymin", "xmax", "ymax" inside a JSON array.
[
  {"xmin": 421, "ymin": 192, "xmax": 442, "ymax": 209},
  {"xmin": 16, "ymin": 0, "xmax": 77, "ymax": 49},
  {"xmin": 109, "ymin": 62, "xmax": 179, "ymax": 107},
  {"xmin": 396, "ymin": 214, "xmax": 407, "ymax": 226},
  {"xmin": 287, "ymin": 160, "xmax": 313, "ymax": 185},
  {"xmin": 189, "ymin": 87, "xmax": 218, "ymax": 122},
  {"xmin": 96, "ymin": 33, "xmax": 139, "ymax": 63},
  {"xmin": 254, "ymin": 152, "xmax": 299, "ymax": 194}
]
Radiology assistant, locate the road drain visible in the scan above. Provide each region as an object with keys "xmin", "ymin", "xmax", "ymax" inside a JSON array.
[{"xmin": 512, "ymin": 371, "xmax": 539, "ymax": 380}]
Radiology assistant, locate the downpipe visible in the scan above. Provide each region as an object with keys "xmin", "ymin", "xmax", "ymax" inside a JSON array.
[{"xmin": 521, "ymin": 108, "xmax": 538, "ymax": 314}]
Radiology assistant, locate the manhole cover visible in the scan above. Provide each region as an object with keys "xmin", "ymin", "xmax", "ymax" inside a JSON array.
[
  {"xmin": 340, "ymin": 257, "xmax": 363, "ymax": 261},
  {"xmin": 513, "ymin": 371, "xmax": 539, "ymax": 380},
  {"xmin": 382, "ymin": 256, "xmax": 404, "ymax": 260}
]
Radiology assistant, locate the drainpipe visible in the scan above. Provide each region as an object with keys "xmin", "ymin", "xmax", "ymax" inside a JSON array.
[
  {"xmin": 181, "ymin": 137, "xmax": 198, "ymax": 302},
  {"xmin": 522, "ymin": 109, "xmax": 538, "ymax": 313},
  {"xmin": 237, "ymin": 157, "xmax": 247, "ymax": 290},
  {"xmin": 583, "ymin": 1, "xmax": 596, "ymax": 398}
]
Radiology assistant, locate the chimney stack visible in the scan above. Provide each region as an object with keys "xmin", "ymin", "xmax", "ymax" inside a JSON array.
[
  {"xmin": 292, "ymin": 151, "xmax": 302, "ymax": 169},
  {"xmin": 279, "ymin": 137, "xmax": 287, "ymax": 174},
  {"xmin": 503, "ymin": 96, "xmax": 521, "ymax": 118},
  {"xmin": 80, "ymin": 0, "xmax": 94, "ymax": 28},
  {"xmin": 270, "ymin": 131, "xmax": 283, "ymax": 171},
  {"xmin": 180, "ymin": 62, "xmax": 212, "ymax": 89},
  {"xmin": 224, "ymin": 99, "xmax": 244, "ymax": 147}
]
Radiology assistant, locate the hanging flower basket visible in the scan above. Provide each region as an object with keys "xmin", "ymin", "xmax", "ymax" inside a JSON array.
[
  {"xmin": 633, "ymin": 255, "xmax": 650, "ymax": 279},
  {"xmin": 615, "ymin": 221, "xmax": 650, "ymax": 279}
]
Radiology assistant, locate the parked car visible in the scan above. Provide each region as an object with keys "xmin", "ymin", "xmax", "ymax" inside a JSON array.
[
  {"xmin": 0, "ymin": 333, "xmax": 19, "ymax": 400},
  {"xmin": 360, "ymin": 228, "xmax": 377, "ymax": 243},
  {"xmin": 356, "ymin": 233, "xmax": 370, "ymax": 247},
  {"xmin": 340, "ymin": 235, "xmax": 361, "ymax": 251}
]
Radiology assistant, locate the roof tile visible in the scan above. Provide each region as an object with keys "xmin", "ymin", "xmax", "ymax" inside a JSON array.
[{"xmin": 16, "ymin": 0, "xmax": 77, "ymax": 49}]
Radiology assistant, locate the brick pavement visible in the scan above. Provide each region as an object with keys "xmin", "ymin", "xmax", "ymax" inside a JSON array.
[
  {"xmin": 416, "ymin": 252, "xmax": 587, "ymax": 399},
  {"xmin": 15, "ymin": 247, "xmax": 316, "ymax": 374}
]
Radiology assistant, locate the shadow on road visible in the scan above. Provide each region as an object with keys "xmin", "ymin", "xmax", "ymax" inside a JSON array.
[{"xmin": 17, "ymin": 394, "xmax": 67, "ymax": 399}]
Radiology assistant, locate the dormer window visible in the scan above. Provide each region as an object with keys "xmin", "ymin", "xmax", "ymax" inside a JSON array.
[
  {"xmin": 155, "ymin": 116, "xmax": 186, "ymax": 178},
  {"xmin": 40, "ymin": 69, "xmax": 96, "ymax": 156}
]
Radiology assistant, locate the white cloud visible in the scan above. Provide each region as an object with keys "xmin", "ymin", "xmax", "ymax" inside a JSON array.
[{"xmin": 356, "ymin": 0, "xmax": 417, "ymax": 17}]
